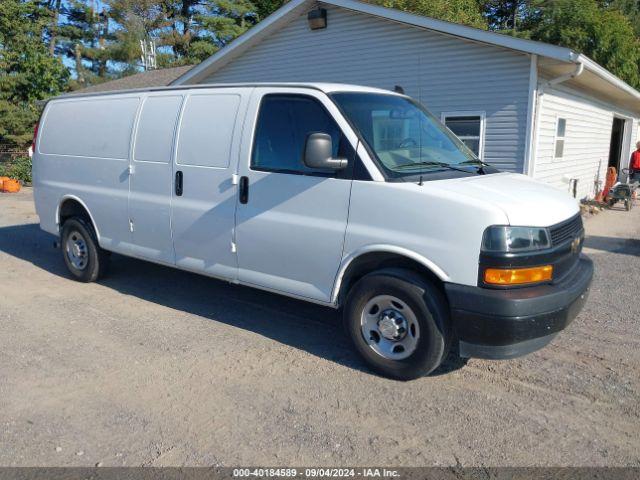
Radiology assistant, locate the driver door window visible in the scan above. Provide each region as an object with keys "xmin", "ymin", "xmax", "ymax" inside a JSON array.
[{"xmin": 251, "ymin": 95, "xmax": 349, "ymax": 176}]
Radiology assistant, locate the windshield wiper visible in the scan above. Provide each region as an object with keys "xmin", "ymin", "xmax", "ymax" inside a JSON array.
[
  {"xmin": 459, "ymin": 159, "xmax": 491, "ymax": 167},
  {"xmin": 396, "ymin": 160, "xmax": 477, "ymax": 175},
  {"xmin": 459, "ymin": 159, "xmax": 492, "ymax": 175}
]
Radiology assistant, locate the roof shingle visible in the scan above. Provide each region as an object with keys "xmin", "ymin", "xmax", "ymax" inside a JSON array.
[{"xmin": 75, "ymin": 65, "xmax": 194, "ymax": 94}]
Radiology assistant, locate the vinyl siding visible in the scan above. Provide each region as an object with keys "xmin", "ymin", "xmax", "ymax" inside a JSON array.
[
  {"xmin": 200, "ymin": 4, "xmax": 532, "ymax": 172},
  {"xmin": 533, "ymin": 81, "xmax": 639, "ymax": 200}
]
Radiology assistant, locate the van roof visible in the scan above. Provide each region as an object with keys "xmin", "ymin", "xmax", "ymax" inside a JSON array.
[{"xmin": 53, "ymin": 82, "xmax": 399, "ymax": 101}]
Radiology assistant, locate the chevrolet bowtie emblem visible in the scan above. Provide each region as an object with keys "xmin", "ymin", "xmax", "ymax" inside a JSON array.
[{"xmin": 570, "ymin": 236, "xmax": 581, "ymax": 254}]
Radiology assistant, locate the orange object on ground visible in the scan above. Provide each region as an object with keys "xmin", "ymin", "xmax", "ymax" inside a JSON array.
[
  {"xmin": 601, "ymin": 167, "xmax": 617, "ymax": 200},
  {"xmin": 0, "ymin": 176, "xmax": 9, "ymax": 190},
  {"xmin": 1, "ymin": 178, "xmax": 21, "ymax": 193}
]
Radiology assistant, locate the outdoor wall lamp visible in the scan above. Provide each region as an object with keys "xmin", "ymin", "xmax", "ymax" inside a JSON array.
[{"xmin": 308, "ymin": 8, "xmax": 327, "ymax": 30}]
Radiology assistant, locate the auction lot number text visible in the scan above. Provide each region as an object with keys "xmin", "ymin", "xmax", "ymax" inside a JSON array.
[{"xmin": 233, "ymin": 469, "xmax": 400, "ymax": 478}]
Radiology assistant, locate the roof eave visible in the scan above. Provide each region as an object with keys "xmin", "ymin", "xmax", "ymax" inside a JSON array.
[{"xmin": 577, "ymin": 54, "xmax": 640, "ymax": 103}]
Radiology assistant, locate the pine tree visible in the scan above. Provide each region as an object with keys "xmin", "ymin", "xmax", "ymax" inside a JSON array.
[
  {"xmin": 0, "ymin": 0, "xmax": 68, "ymax": 147},
  {"xmin": 158, "ymin": 0, "xmax": 258, "ymax": 64},
  {"xmin": 481, "ymin": 1, "xmax": 529, "ymax": 31},
  {"xmin": 106, "ymin": 0, "xmax": 169, "ymax": 70},
  {"xmin": 252, "ymin": 0, "xmax": 285, "ymax": 20},
  {"xmin": 44, "ymin": 0, "xmax": 64, "ymax": 55},
  {"xmin": 105, "ymin": 0, "xmax": 259, "ymax": 66},
  {"xmin": 57, "ymin": 0, "xmax": 116, "ymax": 87}
]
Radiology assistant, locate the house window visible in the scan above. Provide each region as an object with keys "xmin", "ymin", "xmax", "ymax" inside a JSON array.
[
  {"xmin": 555, "ymin": 118, "xmax": 567, "ymax": 158},
  {"xmin": 442, "ymin": 112, "xmax": 485, "ymax": 158}
]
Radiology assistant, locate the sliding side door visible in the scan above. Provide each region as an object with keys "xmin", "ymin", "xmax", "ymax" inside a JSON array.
[
  {"xmin": 170, "ymin": 88, "xmax": 249, "ymax": 280},
  {"xmin": 128, "ymin": 93, "xmax": 184, "ymax": 264}
]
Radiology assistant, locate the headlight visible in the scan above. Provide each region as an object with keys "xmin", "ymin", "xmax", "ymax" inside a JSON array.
[{"xmin": 482, "ymin": 225, "xmax": 551, "ymax": 253}]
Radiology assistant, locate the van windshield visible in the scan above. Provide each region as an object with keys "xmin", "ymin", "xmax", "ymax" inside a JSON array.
[{"xmin": 331, "ymin": 92, "xmax": 482, "ymax": 178}]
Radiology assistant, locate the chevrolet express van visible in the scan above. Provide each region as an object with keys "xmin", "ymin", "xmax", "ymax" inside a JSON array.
[{"xmin": 33, "ymin": 83, "xmax": 593, "ymax": 380}]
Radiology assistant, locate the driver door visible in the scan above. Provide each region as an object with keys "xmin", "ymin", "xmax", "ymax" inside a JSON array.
[{"xmin": 234, "ymin": 88, "xmax": 357, "ymax": 302}]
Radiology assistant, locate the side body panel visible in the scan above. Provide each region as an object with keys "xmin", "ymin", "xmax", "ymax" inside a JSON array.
[{"xmin": 34, "ymin": 94, "xmax": 141, "ymax": 252}]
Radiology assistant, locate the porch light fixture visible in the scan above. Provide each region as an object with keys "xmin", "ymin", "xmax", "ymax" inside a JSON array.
[{"xmin": 308, "ymin": 8, "xmax": 327, "ymax": 30}]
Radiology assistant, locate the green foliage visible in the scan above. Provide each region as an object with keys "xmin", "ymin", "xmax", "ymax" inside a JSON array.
[
  {"xmin": 0, "ymin": 101, "xmax": 40, "ymax": 147},
  {"xmin": 252, "ymin": 0, "xmax": 286, "ymax": 20},
  {"xmin": 481, "ymin": 1, "xmax": 527, "ymax": 31},
  {"xmin": 55, "ymin": 0, "xmax": 118, "ymax": 86},
  {"xmin": 0, "ymin": 0, "xmax": 69, "ymax": 148},
  {"xmin": 0, "ymin": 0, "xmax": 69, "ymax": 103},
  {"xmin": 367, "ymin": 0, "xmax": 487, "ymax": 29},
  {"xmin": 104, "ymin": 0, "xmax": 258, "ymax": 67},
  {"xmin": 479, "ymin": 0, "xmax": 640, "ymax": 88},
  {"xmin": 498, "ymin": 0, "xmax": 640, "ymax": 89},
  {"xmin": 0, "ymin": 157, "xmax": 32, "ymax": 184},
  {"xmin": 602, "ymin": 0, "xmax": 640, "ymax": 36}
]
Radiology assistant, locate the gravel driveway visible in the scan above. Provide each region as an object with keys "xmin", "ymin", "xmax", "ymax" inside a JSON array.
[{"xmin": 0, "ymin": 188, "xmax": 638, "ymax": 467}]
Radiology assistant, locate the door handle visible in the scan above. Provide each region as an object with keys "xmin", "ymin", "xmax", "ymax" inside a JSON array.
[
  {"xmin": 239, "ymin": 176, "xmax": 249, "ymax": 204},
  {"xmin": 175, "ymin": 171, "xmax": 183, "ymax": 196}
]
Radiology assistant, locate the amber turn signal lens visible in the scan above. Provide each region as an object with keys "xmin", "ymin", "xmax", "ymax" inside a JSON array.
[{"xmin": 484, "ymin": 265, "xmax": 553, "ymax": 285}]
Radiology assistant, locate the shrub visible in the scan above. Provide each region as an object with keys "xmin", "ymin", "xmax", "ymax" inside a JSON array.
[{"xmin": 0, "ymin": 156, "xmax": 32, "ymax": 184}]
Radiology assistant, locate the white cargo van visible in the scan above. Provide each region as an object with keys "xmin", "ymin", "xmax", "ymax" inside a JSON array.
[{"xmin": 33, "ymin": 83, "xmax": 592, "ymax": 380}]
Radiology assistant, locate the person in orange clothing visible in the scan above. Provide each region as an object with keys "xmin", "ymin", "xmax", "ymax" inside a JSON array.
[{"xmin": 630, "ymin": 141, "xmax": 640, "ymax": 183}]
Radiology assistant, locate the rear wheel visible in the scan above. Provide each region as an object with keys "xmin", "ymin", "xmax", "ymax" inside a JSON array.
[
  {"xmin": 61, "ymin": 217, "xmax": 109, "ymax": 282},
  {"xmin": 343, "ymin": 269, "xmax": 450, "ymax": 381}
]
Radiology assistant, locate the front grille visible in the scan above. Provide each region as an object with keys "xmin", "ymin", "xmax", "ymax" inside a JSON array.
[{"xmin": 550, "ymin": 214, "xmax": 583, "ymax": 246}]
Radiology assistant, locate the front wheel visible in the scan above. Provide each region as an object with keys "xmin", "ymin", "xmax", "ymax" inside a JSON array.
[
  {"xmin": 61, "ymin": 217, "xmax": 109, "ymax": 282},
  {"xmin": 343, "ymin": 270, "xmax": 450, "ymax": 381}
]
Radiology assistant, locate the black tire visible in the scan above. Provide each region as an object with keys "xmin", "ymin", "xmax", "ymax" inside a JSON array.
[
  {"xmin": 343, "ymin": 269, "xmax": 451, "ymax": 381},
  {"xmin": 60, "ymin": 217, "xmax": 109, "ymax": 282},
  {"xmin": 625, "ymin": 199, "xmax": 631, "ymax": 211}
]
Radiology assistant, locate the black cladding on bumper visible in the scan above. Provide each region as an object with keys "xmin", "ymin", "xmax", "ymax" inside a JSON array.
[{"xmin": 445, "ymin": 255, "xmax": 594, "ymax": 359}]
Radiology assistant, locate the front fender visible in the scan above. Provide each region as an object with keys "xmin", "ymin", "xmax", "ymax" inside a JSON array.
[{"xmin": 331, "ymin": 244, "xmax": 450, "ymax": 305}]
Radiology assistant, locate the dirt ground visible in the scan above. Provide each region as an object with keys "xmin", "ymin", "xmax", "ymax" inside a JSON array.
[{"xmin": 0, "ymin": 187, "xmax": 639, "ymax": 467}]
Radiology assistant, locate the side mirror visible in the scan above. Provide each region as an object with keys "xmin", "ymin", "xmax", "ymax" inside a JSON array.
[{"xmin": 303, "ymin": 133, "xmax": 348, "ymax": 170}]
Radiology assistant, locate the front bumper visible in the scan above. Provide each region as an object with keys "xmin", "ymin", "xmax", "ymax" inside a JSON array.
[{"xmin": 445, "ymin": 255, "xmax": 593, "ymax": 359}]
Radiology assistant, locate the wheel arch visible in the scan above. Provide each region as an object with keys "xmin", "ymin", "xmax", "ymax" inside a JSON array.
[
  {"xmin": 332, "ymin": 246, "xmax": 449, "ymax": 306},
  {"xmin": 56, "ymin": 195, "xmax": 101, "ymax": 242}
]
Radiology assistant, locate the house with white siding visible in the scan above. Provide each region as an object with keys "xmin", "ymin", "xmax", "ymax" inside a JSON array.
[{"xmin": 172, "ymin": 0, "xmax": 640, "ymax": 200}]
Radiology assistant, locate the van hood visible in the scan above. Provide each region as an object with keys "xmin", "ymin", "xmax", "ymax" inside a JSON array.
[{"xmin": 432, "ymin": 172, "xmax": 580, "ymax": 227}]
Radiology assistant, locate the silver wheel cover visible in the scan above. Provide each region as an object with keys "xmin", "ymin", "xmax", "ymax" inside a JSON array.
[
  {"xmin": 65, "ymin": 231, "xmax": 88, "ymax": 271},
  {"xmin": 360, "ymin": 295, "xmax": 420, "ymax": 360}
]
